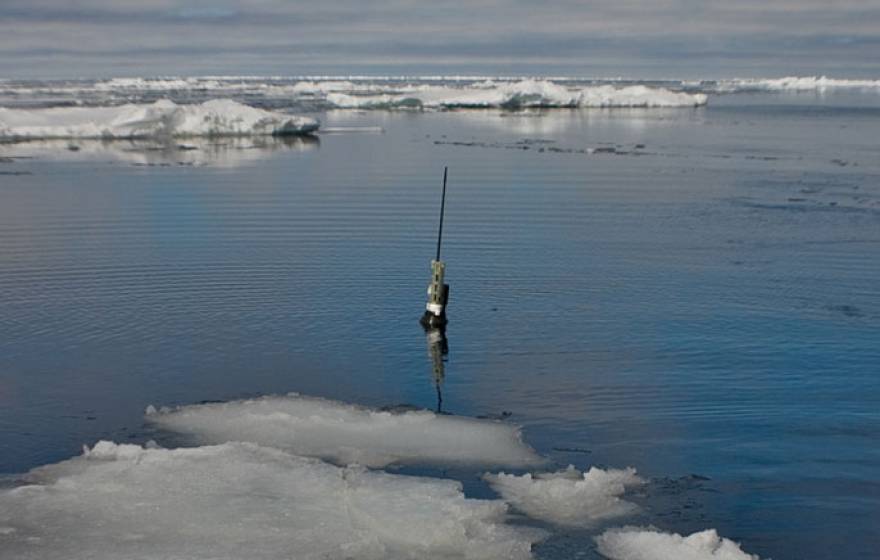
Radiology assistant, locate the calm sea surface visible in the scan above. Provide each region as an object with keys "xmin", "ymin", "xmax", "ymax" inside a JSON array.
[{"xmin": 1, "ymin": 92, "xmax": 879, "ymax": 559}]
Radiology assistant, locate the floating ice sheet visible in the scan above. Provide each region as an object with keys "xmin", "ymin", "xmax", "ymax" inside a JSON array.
[
  {"xmin": 717, "ymin": 76, "xmax": 880, "ymax": 92},
  {"xmin": 484, "ymin": 465, "xmax": 643, "ymax": 527},
  {"xmin": 0, "ymin": 99, "xmax": 319, "ymax": 140},
  {"xmin": 146, "ymin": 394, "xmax": 544, "ymax": 468},
  {"xmin": 0, "ymin": 441, "xmax": 541, "ymax": 560},
  {"xmin": 595, "ymin": 527, "xmax": 761, "ymax": 560},
  {"xmin": 325, "ymin": 80, "xmax": 707, "ymax": 109}
]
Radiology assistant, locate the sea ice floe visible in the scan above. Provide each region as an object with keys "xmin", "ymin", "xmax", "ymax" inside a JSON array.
[
  {"xmin": 145, "ymin": 393, "xmax": 544, "ymax": 468},
  {"xmin": 595, "ymin": 527, "xmax": 761, "ymax": 560},
  {"xmin": 0, "ymin": 99, "xmax": 319, "ymax": 140},
  {"xmin": 324, "ymin": 80, "xmax": 707, "ymax": 109},
  {"xmin": 0, "ymin": 441, "xmax": 541, "ymax": 560},
  {"xmin": 717, "ymin": 76, "xmax": 880, "ymax": 92},
  {"xmin": 483, "ymin": 465, "xmax": 643, "ymax": 527}
]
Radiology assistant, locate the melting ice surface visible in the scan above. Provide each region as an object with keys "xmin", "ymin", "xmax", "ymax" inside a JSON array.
[
  {"xmin": 0, "ymin": 99, "xmax": 319, "ymax": 140},
  {"xmin": 483, "ymin": 465, "xmax": 644, "ymax": 527},
  {"xmin": 0, "ymin": 441, "xmax": 540, "ymax": 560},
  {"xmin": 146, "ymin": 393, "xmax": 544, "ymax": 468},
  {"xmin": 595, "ymin": 527, "xmax": 761, "ymax": 560},
  {"xmin": 0, "ymin": 393, "xmax": 767, "ymax": 560}
]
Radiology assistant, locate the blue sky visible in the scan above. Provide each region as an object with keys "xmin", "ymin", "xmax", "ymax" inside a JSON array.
[{"xmin": 2, "ymin": 0, "xmax": 878, "ymax": 78}]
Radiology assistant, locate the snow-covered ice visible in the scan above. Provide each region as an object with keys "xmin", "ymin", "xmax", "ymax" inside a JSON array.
[
  {"xmin": 0, "ymin": 99, "xmax": 319, "ymax": 140},
  {"xmin": 718, "ymin": 76, "xmax": 880, "ymax": 92},
  {"xmin": 0, "ymin": 441, "xmax": 541, "ymax": 560},
  {"xmin": 595, "ymin": 527, "xmax": 761, "ymax": 560},
  {"xmin": 483, "ymin": 465, "xmax": 643, "ymax": 527},
  {"xmin": 325, "ymin": 80, "xmax": 707, "ymax": 109},
  {"xmin": 5, "ymin": 75, "xmax": 879, "ymax": 115},
  {"xmin": 146, "ymin": 394, "xmax": 544, "ymax": 468}
]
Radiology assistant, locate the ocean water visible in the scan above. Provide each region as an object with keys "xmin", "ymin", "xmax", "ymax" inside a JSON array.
[{"xmin": 1, "ymin": 81, "xmax": 879, "ymax": 559}]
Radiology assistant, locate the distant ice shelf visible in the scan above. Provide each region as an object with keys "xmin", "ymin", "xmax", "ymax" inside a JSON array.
[
  {"xmin": 0, "ymin": 99, "xmax": 319, "ymax": 140},
  {"xmin": 146, "ymin": 393, "xmax": 544, "ymax": 468}
]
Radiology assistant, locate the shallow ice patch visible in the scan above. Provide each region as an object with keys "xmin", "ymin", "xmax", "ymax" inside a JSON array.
[
  {"xmin": 326, "ymin": 79, "xmax": 706, "ymax": 109},
  {"xmin": 146, "ymin": 393, "xmax": 543, "ymax": 468},
  {"xmin": 0, "ymin": 99, "xmax": 319, "ymax": 140},
  {"xmin": 483, "ymin": 465, "xmax": 643, "ymax": 527},
  {"xmin": 595, "ymin": 527, "xmax": 761, "ymax": 560},
  {"xmin": 0, "ymin": 441, "xmax": 540, "ymax": 560}
]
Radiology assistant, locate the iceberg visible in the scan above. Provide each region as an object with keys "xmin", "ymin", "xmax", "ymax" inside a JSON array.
[
  {"xmin": 484, "ymin": 465, "xmax": 643, "ymax": 527},
  {"xmin": 146, "ymin": 394, "xmax": 544, "ymax": 468},
  {"xmin": 0, "ymin": 441, "xmax": 541, "ymax": 560},
  {"xmin": 595, "ymin": 527, "xmax": 761, "ymax": 560},
  {"xmin": 0, "ymin": 99, "xmax": 319, "ymax": 140}
]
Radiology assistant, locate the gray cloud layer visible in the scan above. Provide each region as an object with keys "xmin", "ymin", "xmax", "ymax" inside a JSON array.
[{"xmin": 1, "ymin": 0, "xmax": 878, "ymax": 78}]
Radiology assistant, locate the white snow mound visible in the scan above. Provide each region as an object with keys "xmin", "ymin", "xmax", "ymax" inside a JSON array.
[
  {"xmin": 483, "ymin": 465, "xmax": 643, "ymax": 526},
  {"xmin": 145, "ymin": 393, "xmax": 544, "ymax": 468},
  {"xmin": 0, "ymin": 441, "xmax": 541, "ymax": 560},
  {"xmin": 595, "ymin": 527, "xmax": 762, "ymax": 560},
  {"xmin": 326, "ymin": 79, "xmax": 707, "ymax": 109},
  {"xmin": 0, "ymin": 99, "xmax": 319, "ymax": 140}
]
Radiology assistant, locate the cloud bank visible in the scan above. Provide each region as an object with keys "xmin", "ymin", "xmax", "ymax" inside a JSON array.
[{"xmin": 1, "ymin": 0, "xmax": 878, "ymax": 78}]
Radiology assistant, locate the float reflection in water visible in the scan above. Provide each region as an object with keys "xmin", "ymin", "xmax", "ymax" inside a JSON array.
[{"xmin": 425, "ymin": 325, "xmax": 449, "ymax": 413}]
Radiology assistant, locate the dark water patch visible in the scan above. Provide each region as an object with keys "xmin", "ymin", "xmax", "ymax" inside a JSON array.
[
  {"xmin": 728, "ymin": 196, "xmax": 878, "ymax": 214},
  {"xmin": 824, "ymin": 303, "xmax": 865, "ymax": 318}
]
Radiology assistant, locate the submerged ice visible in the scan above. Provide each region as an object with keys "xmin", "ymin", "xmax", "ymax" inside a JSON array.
[
  {"xmin": 595, "ymin": 527, "xmax": 761, "ymax": 560},
  {"xmin": 0, "ymin": 99, "xmax": 319, "ymax": 140},
  {"xmin": 146, "ymin": 393, "xmax": 544, "ymax": 468},
  {"xmin": 484, "ymin": 465, "xmax": 643, "ymax": 527},
  {"xmin": 0, "ymin": 441, "xmax": 540, "ymax": 560}
]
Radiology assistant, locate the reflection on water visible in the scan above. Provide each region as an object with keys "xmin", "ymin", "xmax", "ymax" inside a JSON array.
[
  {"xmin": 424, "ymin": 325, "xmax": 449, "ymax": 413},
  {"xmin": 0, "ymin": 135, "xmax": 319, "ymax": 167}
]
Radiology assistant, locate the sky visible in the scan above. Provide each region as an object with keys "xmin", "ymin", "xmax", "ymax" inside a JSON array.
[{"xmin": 1, "ymin": 0, "xmax": 879, "ymax": 79}]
